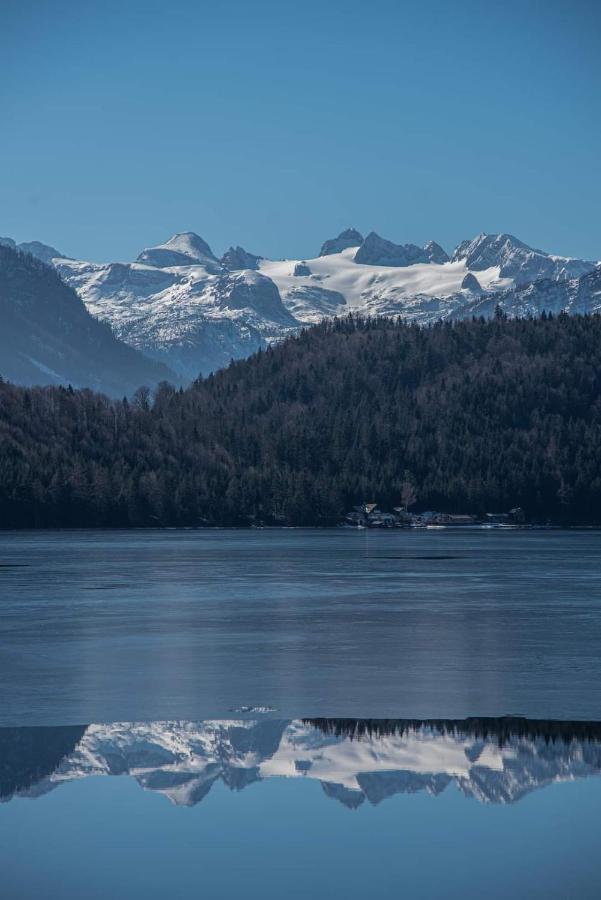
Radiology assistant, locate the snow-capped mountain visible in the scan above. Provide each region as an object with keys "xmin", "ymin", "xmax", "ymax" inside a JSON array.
[
  {"xmin": 353, "ymin": 232, "xmax": 450, "ymax": 267},
  {"xmin": 221, "ymin": 245, "xmax": 262, "ymax": 270},
  {"xmin": 136, "ymin": 231, "xmax": 221, "ymax": 272},
  {"xmin": 452, "ymin": 232, "xmax": 594, "ymax": 285},
  {"xmin": 319, "ymin": 227, "xmax": 365, "ymax": 256},
  {"xmin": 260, "ymin": 229, "xmax": 597, "ymax": 326},
  {"xmin": 2, "ymin": 228, "xmax": 599, "ymax": 384},
  {"xmin": 4, "ymin": 718, "xmax": 601, "ymax": 809},
  {"xmin": 55, "ymin": 246, "xmax": 298, "ymax": 379},
  {"xmin": 458, "ymin": 265, "xmax": 601, "ymax": 320},
  {"xmin": 259, "ymin": 245, "xmax": 506, "ymax": 324}
]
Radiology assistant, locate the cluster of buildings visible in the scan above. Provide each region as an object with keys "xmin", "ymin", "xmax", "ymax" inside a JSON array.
[{"xmin": 342, "ymin": 504, "xmax": 526, "ymax": 529}]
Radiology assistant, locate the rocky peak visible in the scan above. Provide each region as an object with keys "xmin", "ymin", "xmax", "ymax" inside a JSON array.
[
  {"xmin": 18, "ymin": 240, "xmax": 67, "ymax": 264},
  {"xmin": 452, "ymin": 233, "xmax": 529, "ymax": 269},
  {"xmin": 354, "ymin": 232, "xmax": 430, "ymax": 267},
  {"xmin": 0, "ymin": 237, "xmax": 67, "ymax": 263},
  {"xmin": 221, "ymin": 246, "xmax": 262, "ymax": 271},
  {"xmin": 452, "ymin": 233, "xmax": 596, "ymax": 285},
  {"xmin": 319, "ymin": 228, "xmax": 364, "ymax": 257},
  {"xmin": 424, "ymin": 240, "xmax": 450, "ymax": 264},
  {"xmin": 461, "ymin": 272, "xmax": 482, "ymax": 292}
]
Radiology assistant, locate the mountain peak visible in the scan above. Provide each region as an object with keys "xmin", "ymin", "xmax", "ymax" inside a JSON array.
[
  {"xmin": 453, "ymin": 233, "xmax": 529, "ymax": 263},
  {"xmin": 354, "ymin": 232, "xmax": 443, "ymax": 267},
  {"xmin": 423, "ymin": 240, "xmax": 450, "ymax": 264},
  {"xmin": 18, "ymin": 240, "xmax": 68, "ymax": 264},
  {"xmin": 162, "ymin": 232, "xmax": 215, "ymax": 257},
  {"xmin": 221, "ymin": 246, "xmax": 262, "ymax": 271},
  {"xmin": 319, "ymin": 228, "xmax": 364, "ymax": 257},
  {"xmin": 0, "ymin": 237, "xmax": 68, "ymax": 264},
  {"xmin": 452, "ymin": 233, "xmax": 595, "ymax": 284},
  {"xmin": 137, "ymin": 232, "xmax": 219, "ymax": 269}
]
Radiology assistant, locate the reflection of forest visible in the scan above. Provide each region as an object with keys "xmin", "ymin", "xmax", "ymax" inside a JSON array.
[{"xmin": 305, "ymin": 716, "xmax": 601, "ymax": 745}]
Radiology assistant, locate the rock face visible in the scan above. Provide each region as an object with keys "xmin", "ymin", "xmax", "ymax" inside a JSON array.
[
  {"xmin": 214, "ymin": 271, "xmax": 297, "ymax": 324},
  {"xmin": 137, "ymin": 232, "xmax": 221, "ymax": 271},
  {"xmin": 354, "ymin": 232, "xmax": 447, "ymax": 267},
  {"xmin": 152, "ymin": 319, "xmax": 267, "ymax": 381},
  {"xmin": 424, "ymin": 240, "xmax": 450, "ymax": 264},
  {"xmin": 461, "ymin": 272, "xmax": 482, "ymax": 292},
  {"xmin": 452, "ymin": 232, "xmax": 596, "ymax": 285},
  {"xmin": 319, "ymin": 228, "xmax": 364, "ymax": 256},
  {"xmin": 221, "ymin": 246, "xmax": 262, "ymax": 271},
  {"xmin": 456, "ymin": 265, "xmax": 601, "ymax": 321},
  {"xmin": 0, "ymin": 244, "xmax": 175, "ymax": 396},
  {"xmin": 293, "ymin": 262, "xmax": 311, "ymax": 276}
]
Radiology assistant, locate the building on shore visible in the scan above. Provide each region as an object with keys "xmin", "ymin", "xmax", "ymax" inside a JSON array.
[{"xmin": 343, "ymin": 504, "xmax": 526, "ymax": 529}]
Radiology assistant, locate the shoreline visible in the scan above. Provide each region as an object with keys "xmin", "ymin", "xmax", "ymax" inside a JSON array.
[{"xmin": 2, "ymin": 523, "xmax": 601, "ymax": 533}]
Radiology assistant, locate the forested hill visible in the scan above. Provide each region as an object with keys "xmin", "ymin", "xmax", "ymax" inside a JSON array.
[{"xmin": 1, "ymin": 313, "xmax": 601, "ymax": 528}]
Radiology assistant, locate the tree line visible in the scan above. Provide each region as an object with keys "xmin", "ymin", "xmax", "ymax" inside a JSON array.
[{"xmin": 1, "ymin": 312, "xmax": 601, "ymax": 527}]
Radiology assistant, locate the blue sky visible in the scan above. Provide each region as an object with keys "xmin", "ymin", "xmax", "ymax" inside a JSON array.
[{"xmin": 2, "ymin": 0, "xmax": 600, "ymax": 262}]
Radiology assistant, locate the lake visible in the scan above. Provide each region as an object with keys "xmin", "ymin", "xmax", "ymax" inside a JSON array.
[
  {"xmin": 2, "ymin": 717, "xmax": 601, "ymax": 899},
  {"xmin": 1, "ymin": 528, "xmax": 601, "ymax": 724},
  {"xmin": 2, "ymin": 528, "xmax": 601, "ymax": 897}
]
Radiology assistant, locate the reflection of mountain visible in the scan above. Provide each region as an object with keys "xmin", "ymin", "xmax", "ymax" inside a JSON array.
[
  {"xmin": 0, "ymin": 726, "xmax": 87, "ymax": 801},
  {"xmin": 3, "ymin": 718, "xmax": 601, "ymax": 808}
]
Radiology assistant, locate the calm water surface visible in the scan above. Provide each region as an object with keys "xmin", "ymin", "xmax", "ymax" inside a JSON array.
[
  {"xmin": 1, "ymin": 528, "xmax": 601, "ymax": 724},
  {"xmin": 1, "ymin": 716, "xmax": 601, "ymax": 899},
  {"xmin": 2, "ymin": 529, "xmax": 601, "ymax": 897}
]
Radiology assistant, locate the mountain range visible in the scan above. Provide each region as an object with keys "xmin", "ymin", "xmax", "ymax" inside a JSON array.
[
  {"xmin": 1, "ymin": 229, "xmax": 599, "ymax": 391},
  {"xmin": 3, "ymin": 717, "xmax": 601, "ymax": 809}
]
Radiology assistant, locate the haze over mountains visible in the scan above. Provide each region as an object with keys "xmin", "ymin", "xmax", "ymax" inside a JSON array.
[
  {"xmin": 0, "ymin": 244, "xmax": 174, "ymax": 396},
  {"xmin": 1, "ymin": 228, "xmax": 599, "ymax": 391}
]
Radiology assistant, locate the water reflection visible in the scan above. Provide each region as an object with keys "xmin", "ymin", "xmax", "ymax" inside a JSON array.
[{"xmin": 3, "ymin": 716, "xmax": 601, "ymax": 808}]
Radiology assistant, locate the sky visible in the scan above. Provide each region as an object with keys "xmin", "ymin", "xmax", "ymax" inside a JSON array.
[{"xmin": 1, "ymin": 0, "xmax": 600, "ymax": 263}]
